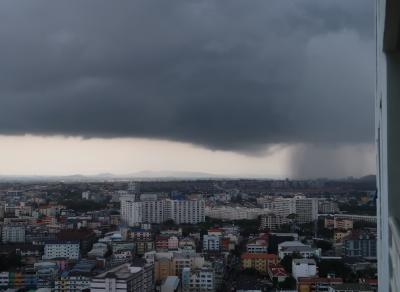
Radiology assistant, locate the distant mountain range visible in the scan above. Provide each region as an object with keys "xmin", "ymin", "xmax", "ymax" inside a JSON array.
[
  {"xmin": 0, "ymin": 172, "xmax": 376, "ymax": 182},
  {"xmin": 0, "ymin": 171, "xmax": 226, "ymax": 182}
]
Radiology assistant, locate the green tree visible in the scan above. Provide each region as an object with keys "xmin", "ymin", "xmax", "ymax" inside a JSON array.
[
  {"xmin": 280, "ymin": 253, "xmax": 302, "ymax": 273},
  {"xmin": 279, "ymin": 276, "xmax": 296, "ymax": 289},
  {"xmin": 317, "ymin": 259, "xmax": 352, "ymax": 279},
  {"xmin": 315, "ymin": 239, "xmax": 333, "ymax": 251}
]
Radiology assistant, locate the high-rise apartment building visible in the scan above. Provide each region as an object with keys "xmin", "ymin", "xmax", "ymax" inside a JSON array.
[
  {"xmin": 376, "ymin": 1, "xmax": 400, "ymax": 290},
  {"xmin": 260, "ymin": 213, "xmax": 289, "ymax": 231},
  {"xmin": 166, "ymin": 199, "xmax": 205, "ymax": 224},
  {"xmin": 318, "ymin": 200, "xmax": 340, "ymax": 214},
  {"xmin": 263, "ymin": 197, "xmax": 296, "ymax": 218},
  {"xmin": 120, "ymin": 197, "xmax": 205, "ymax": 226},
  {"xmin": 141, "ymin": 200, "xmax": 166, "ymax": 224},
  {"xmin": 128, "ymin": 181, "xmax": 140, "ymax": 195},
  {"xmin": 120, "ymin": 195, "xmax": 142, "ymax": 226},
  {"xmin": 263, "ymin": 196, "xmax": 318, "ymax": 223},
  {"xmin": 295, "ymin": 197, "xmax": 319, "ymax": 224}
]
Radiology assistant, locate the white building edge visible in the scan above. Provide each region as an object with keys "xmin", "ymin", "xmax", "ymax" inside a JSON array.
[{"xmin": 376, "ymin": 0, "xmax": 400, "ymax": 291}]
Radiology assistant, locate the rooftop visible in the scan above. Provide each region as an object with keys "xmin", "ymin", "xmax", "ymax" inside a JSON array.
[
  {"xmin": 278, "ymin": 241, "xmax": 306, "ymax": 248},
  {"xmin": 297, "ymin": 277, "xmax": 343, "ymax": 284},
  {"xmin": 293, "ymin": 258, "xmax": 316, "ymax": 265},
  {"xmin": 161, "ymin": 276, "xmax": 180, "ymax": 290},
  {"xmin": 45, "ymin": 240, "xmax": 80, "ymax": 245},
  {"xmin": 332, "ymin": 283, "xmax": 374, "ymax": 291},
  {"xmin": 94, "ymin": 263, "xmax": 143, "ymax": 280},
  {"xmin": 57, "ymin": 229, "xmax": 95, "ymax": 240},
  {"xmin": 241, "ymin": 253, "xmax": 277, "ymax": 260},
  {"xmin": 268, "ymin": 264, "xmax": 288, "ymax": 277}
]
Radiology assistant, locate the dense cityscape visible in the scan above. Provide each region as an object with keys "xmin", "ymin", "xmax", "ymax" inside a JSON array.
[
  {"xmin": 1, "ymin": 0, "xmax": 399, "ymax": 290},
  {"xmin": 0, "ymin": 177, "xmax": 377, "ymax": 292}
]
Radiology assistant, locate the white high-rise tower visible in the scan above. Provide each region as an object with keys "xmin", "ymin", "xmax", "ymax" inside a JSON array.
[
  {"xmin": 377, "ymin": 1, "xmax": 400, "ymax": 291},
  {"xmin": 120, "ymin": 195, "xmax": 142, "ymax": 226}
]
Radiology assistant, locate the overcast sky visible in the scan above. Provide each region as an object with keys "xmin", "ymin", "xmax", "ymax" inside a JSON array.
[{"xmin": 0, "ymin": 0, "xmax": 375, "ymax": 178}]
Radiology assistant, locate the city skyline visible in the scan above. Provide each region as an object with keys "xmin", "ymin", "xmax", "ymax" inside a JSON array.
[{"xmin": 0, "ymin": 1, "xmax": 389, "ymax": 291}]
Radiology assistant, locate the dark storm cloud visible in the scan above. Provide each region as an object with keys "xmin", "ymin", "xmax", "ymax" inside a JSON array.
[{"xmin": 0, "ymin": 0, "xmax": 374, "ymax": 151}]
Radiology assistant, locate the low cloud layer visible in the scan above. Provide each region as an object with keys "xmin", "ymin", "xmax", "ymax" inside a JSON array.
[{"xmin": 0, "ymin": 0, "xmax": 374, "ymax": 153}]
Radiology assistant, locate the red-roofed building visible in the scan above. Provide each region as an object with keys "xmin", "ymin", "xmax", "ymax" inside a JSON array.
[
  {"xmin": 208, "ymin": 228, "xmax": 223, "ymax": 236},
  {"xmin": 267, "ymin": 264, "xmax": 288, "ymax": 283},
  {"xmin": 37, "ymin": 216, "xmax": 57, "ymax": 225}
]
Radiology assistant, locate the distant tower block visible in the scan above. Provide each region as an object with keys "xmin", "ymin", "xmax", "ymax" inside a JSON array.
[{"xmin": 128, "ymin": 181, "xmax": 140, "ymax": 195}]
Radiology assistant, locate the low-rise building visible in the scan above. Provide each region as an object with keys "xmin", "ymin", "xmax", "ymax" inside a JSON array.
[
  {"xmin": 161, "ymin": 276, "xmax": 180, "ymax": 292},
  {"xmin": 297, "ymin": 277, "xmax": 343, "ymax": 292},
  {"xmin": 43, "ymin": 241, "xmax": 80, "ymax": 260},
  {"xmin": 56, "ymin": 229, "xmax": 96, "ymax": 255},
  {"xmin": 2, "ymin": 224, "xmax": 26, "ymax": 243},
  {"xmin": 135, "ymin": 239, "xmax": 155, "ymax": 255},
  {"xmin": 325, "ymin": 217, "xmax": 335, "ymax": 229},
  {"xmin": 292, "ymin": 258, "xmax": 317, "ymax": 280},
  {"xmin": 203, "ymin": 235, "xmax": 220, "ymax": 252},
  {"xmin": 0, "ymin": 272, "xmax": 37, "ymax": 290},
  {"xmin": 241, "ymin": 253, "xmax": 278, "ymax": 274},
  {"xmin": 156, "ymin": 236, "xmax": 170, "ymax": 251},
  {"xmin": 34, "ymin": 261, "xmax": 59, "ymax": 288},
  {"xmin": 268, "ymin": 233, "xmax": 299, "ymax": 254},
  {"xmin": 246, "ymin": 237, "xmax": 268, "ymax": 253},
  {"xmin": 90, "ymin": 261, "xmax": 153, "ymax": 292},
  {"xmin": 179, "ymin": 237, "xmax": 196, "ymax": 251},
  {"xmin": 260, "ymin": 213, "xmax": 289, "ymax": 231},
  {"xmin": 318, "ymin": 200, "xmax": 339, "ymax": 214},
  {"xmin": 54, "ymin": 274, "xmax": 91, "ymax": 292},
  {"xmin": 172, "ymin": 253, "xmax": 205, "ymax": 277},
  {"xmin": 168, "ymin": 236, "xmax": 179, "ymax": 250},
  {"xmin": 87, "ymin": 242, "xmax": 108, "ymax": 258},
  {"xmin": 334, "ymin": 218, "xmax": 353, "ymax": 231},
  {"xmin": 267, "ymin": 264, "xmax": 288, "ymax": 283},
  {"xmin": 327, "ymin": 283, "xmax": 375, "ymax": 292},
  {"xmin": 181, "ymin": 266, "xmax": 215, "ymax": 292},
  {"xmin": 278, "ymin": 241, "xmax": 321, "ymax": 259},
  {"xmin": 111, "ymin": 250, "xmax": 133, "ymax": 266},
  {"xmin": 327, "ymin": 214, "xmax": 376, "ymax": 225},
  {"xmin": 129, "ymin": 228, "xmax": 153, "ymax": 241},
  {"xmin": 343, "ymin": 231, "xmax": 377, "ymax": 259},
  {"xmin": 155, "ymin": 256, "xmax": 174, "ymax": 282},
  {"xmin": 334, "ymin": 230, "xmax": 352, "ymax": 243}
]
